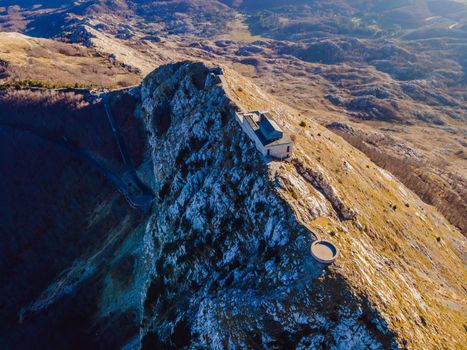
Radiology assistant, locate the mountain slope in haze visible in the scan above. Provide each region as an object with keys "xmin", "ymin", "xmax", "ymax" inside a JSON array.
[{"xmin": 0, "ymin": 62, "xmax": 465, "ymax": 349}]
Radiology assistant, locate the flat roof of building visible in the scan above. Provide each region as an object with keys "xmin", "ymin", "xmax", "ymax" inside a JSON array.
[
  {"xmin": 261, "ymin": 112, "xmax": 283, "ymax": 133},
  {"xmin": 239, "ymin": 110, "xmax": 293, "ymax": 147},
  {"xmin": 255, "ymin": 129, "xmax": 292, "ymax": 146}
]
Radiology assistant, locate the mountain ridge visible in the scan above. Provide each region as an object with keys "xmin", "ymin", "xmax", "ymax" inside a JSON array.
[{"xmin": 0, "ymin": 61, "xmax": 465, "ymax": 349}]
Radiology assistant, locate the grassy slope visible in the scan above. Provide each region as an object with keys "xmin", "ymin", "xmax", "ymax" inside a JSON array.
[
  {"xmin": 0, "ymin": 32, "xmax": 141, "ymax": 88},
  {"xmin": 221, "ymin": 67, "xmax": 466, "ymax": 350}
]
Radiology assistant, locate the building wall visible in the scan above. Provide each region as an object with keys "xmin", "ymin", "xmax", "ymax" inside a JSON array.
[
  {"xmin": 266, "ymin": 142, "xmax": 293, "ymax": 159},
  {"xmin": 235, "ymin": 113, "xmax": 257, "ymax": 141}
]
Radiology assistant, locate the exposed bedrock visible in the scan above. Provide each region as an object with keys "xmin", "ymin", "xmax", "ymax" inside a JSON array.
[{"xmin": 0, "ymin": 62, "xmax": 396, "ymax": 349}]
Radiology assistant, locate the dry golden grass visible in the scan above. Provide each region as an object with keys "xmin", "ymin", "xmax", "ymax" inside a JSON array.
[
  {"xmin": 221, "ymin": 67, "xmax": 467, "ymax": 350},
  {"xmin": 0, "ymin": 32, "xmax": 141, "ymax": 88},
  {"xmin": 335, "ymin": 131, "xmax": 467, "ymax": 234},
  {"xmin": 226, "ymin": 55, "xmax": 467, "ymax": 237},
  {"xmin": 215, "ymin": 15, "xmax": 264, "ymax": 42}
]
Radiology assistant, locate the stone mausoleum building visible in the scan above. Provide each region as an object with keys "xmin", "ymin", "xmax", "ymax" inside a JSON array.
[{"xmin": 235, "ymin": 111, "xmax": 293, "ymax": 159}]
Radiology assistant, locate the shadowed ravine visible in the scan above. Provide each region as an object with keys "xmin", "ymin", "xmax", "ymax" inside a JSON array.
[{"xmin": 0, "ymin": 107, "xmax": 154, "ymax": 209}]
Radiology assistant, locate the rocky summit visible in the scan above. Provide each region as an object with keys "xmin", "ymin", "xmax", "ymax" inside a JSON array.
[{"xmin": 0, "ymin": 61, "xmax": 465, "ymax": 349}]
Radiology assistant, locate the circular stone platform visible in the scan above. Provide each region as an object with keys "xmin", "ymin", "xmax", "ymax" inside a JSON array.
[{"xmin": 310, "ymin": 240, "xmax": 339, "ymax": 264}]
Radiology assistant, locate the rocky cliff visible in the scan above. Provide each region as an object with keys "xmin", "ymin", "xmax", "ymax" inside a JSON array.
[
  {"xmin": 135, "ymin": 62, "xmax": 396, "ymax": 349},
  {"xmin": 0, "ymin": 62, "xmax": 465, "ymax": 349}
]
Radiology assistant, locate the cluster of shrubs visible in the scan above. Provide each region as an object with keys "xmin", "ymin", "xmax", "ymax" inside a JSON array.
[{"xmin": 0, "ymin": 80, "xmax": 96, "ymax": 90}]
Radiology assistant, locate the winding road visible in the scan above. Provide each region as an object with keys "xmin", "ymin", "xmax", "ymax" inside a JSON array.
[{"xmin": 101, "ymin": 93, "xmax": 155, "ymax": 208}]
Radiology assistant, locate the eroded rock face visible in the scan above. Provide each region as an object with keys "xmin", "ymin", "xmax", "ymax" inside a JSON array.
[
  {"xmin": 292, "ymin": 158, "xmax": 357, "ymax": 221},
  {"xmin": 0, "ymin": 62, "xmax": 397, "ymax": 349}
]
